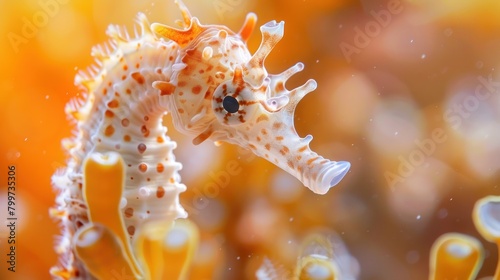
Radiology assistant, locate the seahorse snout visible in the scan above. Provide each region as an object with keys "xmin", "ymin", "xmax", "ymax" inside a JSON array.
[{"xmin": 309, "ymin": 160, "xmax": 351, "ymax": 194}]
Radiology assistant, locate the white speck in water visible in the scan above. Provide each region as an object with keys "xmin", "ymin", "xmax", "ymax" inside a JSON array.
[
  {"xmin": 24, "ymin": 137, "xmax": 28, "ymax": 141},
  {"xmin": 236, "ymin": 256, "xmax": 240, "ymax": 260},
  {"xmin": 421, "ymin": 54, "xmax": 426, "ymax": 59},
  {"xmin": 410, "ymin": 39, "xmax": 414, "ymax": 43},
  {"xmin": 45, "ymin": 95, "xmax": 49, "ymax": 100},
  {"xmin": 369, "ymin": 118, "xmax": 373, "ymax": 122},
  {"xmin": 288, "ymin": 240, "xmax": 292, "ymax": 244},
  {"xmin": 416, "ymin": 215, "xmax": 421, "ymax": 220},
  {"xmin": 228, "ymin": 267, "xmax": 232, "ymax": 271},
  {"xmin": 450, "ymin": 198, "xmax": 453, "ymax": 201},
  {"xmin": 394, "ymin": 131, "xmax": 399, "ymax": 136},
  {"xmin": 316, "ymin": 59, "xmax": 319, "ymax": 63},
  {"xmin": 289, "ymin": 217, "xmax": 294, "ymax": 222}
]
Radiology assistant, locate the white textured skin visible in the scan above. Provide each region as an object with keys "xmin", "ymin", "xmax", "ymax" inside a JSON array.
[{"xmin": 51, "ymin": 15, "xmax": 186, "ymax": 279}]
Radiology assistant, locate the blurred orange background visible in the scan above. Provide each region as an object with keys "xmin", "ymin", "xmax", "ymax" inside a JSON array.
[{"xmin": 1, "ymin": 0, "xmax": 500, "ymax": 279}]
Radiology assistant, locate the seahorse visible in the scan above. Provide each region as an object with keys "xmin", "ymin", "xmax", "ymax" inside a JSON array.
[{"xmin": 50, "ymin": 1, "xmax": 350, "ymax": 279}]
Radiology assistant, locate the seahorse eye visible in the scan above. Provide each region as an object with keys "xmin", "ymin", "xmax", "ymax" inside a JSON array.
[{"xmin": 223, "ymin": 96, "xmax": 239, "ymax": 113}]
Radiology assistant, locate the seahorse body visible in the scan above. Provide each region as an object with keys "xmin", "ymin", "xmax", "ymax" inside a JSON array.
[{"xmin": 50, "ymin": 1, "xmax": 350, "ymax": 279}]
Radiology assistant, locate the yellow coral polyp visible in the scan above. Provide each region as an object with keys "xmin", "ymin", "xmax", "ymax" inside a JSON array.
[
  {"xmin": 74, "ymin": 223, "xmax": 138, "ymax": 279},
  {"xmin": 161, "ymin": 220, "xmax": 199, "ymax": 280},
  {"xmin": 75, "ymin": 151, "xmax": 200, "ymax": 279},
  {"xmin": 473, "ymin": 195, "xmax": 500, "ymax": 279},
  {"xmin": 134, "ymin": 221, "xmax": 165, "ymax": 280},
  {"xmin": 429, "ymin": 233, "xmax": 484, "ymax": 280},
  {"xmin": 133, "ymin": 219, "xmax": 199, "ymax": 280},
  {"xmin": 80, "ymin": 152, "xmax": 143, "ymax": 278},
  {"xmin": 295, "ymin": 234, "xmax": 339, "ymax": 280},
  {"xmin": 296, "ymin": 256, "xmax": 338, "ymax": 280}
]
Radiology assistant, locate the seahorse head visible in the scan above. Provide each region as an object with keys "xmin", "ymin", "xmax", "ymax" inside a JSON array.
[{"xmin": 151, "ymin": 1, "xmax": 349, "ymax": 194}]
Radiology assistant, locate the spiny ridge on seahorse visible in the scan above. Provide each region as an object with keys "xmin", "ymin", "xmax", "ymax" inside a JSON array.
[{"xmin": 50, "ymin": 1, "xmax": 350, "ymax": 279}]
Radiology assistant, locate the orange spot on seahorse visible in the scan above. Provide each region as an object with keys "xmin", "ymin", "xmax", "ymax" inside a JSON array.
[
  {"xmin": 193, "ymin": 128, "xmax": 213, "ymax": 145},
  {"xmin": 275, "ymin": 81, "xmax": 284, "ymax": 92},
  {"xmin": 256, "ymin": 114, "xmax": 269, "ymax": 123},
  {"xmin": 137, "ymin": 143, "xmax": 147, "ymax": 154},
  {"xmin": 121, "ymin": 118, "xmax": 130, "ymax": 127},
  {"xmin": 157, "ymin": 163, "xmax": 164, "ymax": 173},
  {"xmin": 131, "ymin": 72, "xmax": 145, "ymax": 84},
  {"xmin": 298, "ymin": 145, "xmax": 308, "ymax": 152},
  {"xmin": 156, "ymin": 186, "xmax": 165, "ymax": 198},
  {"xmin": 105, "ymin": 110, "xmax": 114, "ymax": 118},
  {"xmin": 273, "ymin": 122, "xmax": 283, "ymax": 129},
  {"xmin": 155, "ymin": 81, "xmax": 176, "ymax": 96},
  {"xmin": 127, "ymin": 226, "xmax": 135, "ymax": 236},
  {"xmin": 141, "ymin": 125, "xmax": 150, "ymax": 137},
  {"xmin": 192, "ymin": 85, "xmax": 202, "ymax": 94},
  {"xmin": 138, "ymin": 163, "xmax": 148, "ymax": 172},
  {"xmin": 124, "ymin": 208, "xmax": 133, "ymax": 218},
  {"xmin": 279, "ymin": 146, "xmax": 289, "ymax": 155},
  {"xmin": 104, "ymin": 125, "xmax": 115, "ymax": 137},
  {"xmin": 307, "ymin": 157, "xmax": 319, "ymax": 166},
  {"xmin": 107, "ymin": 99, "xmax": 119, "ymax": 108}
]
